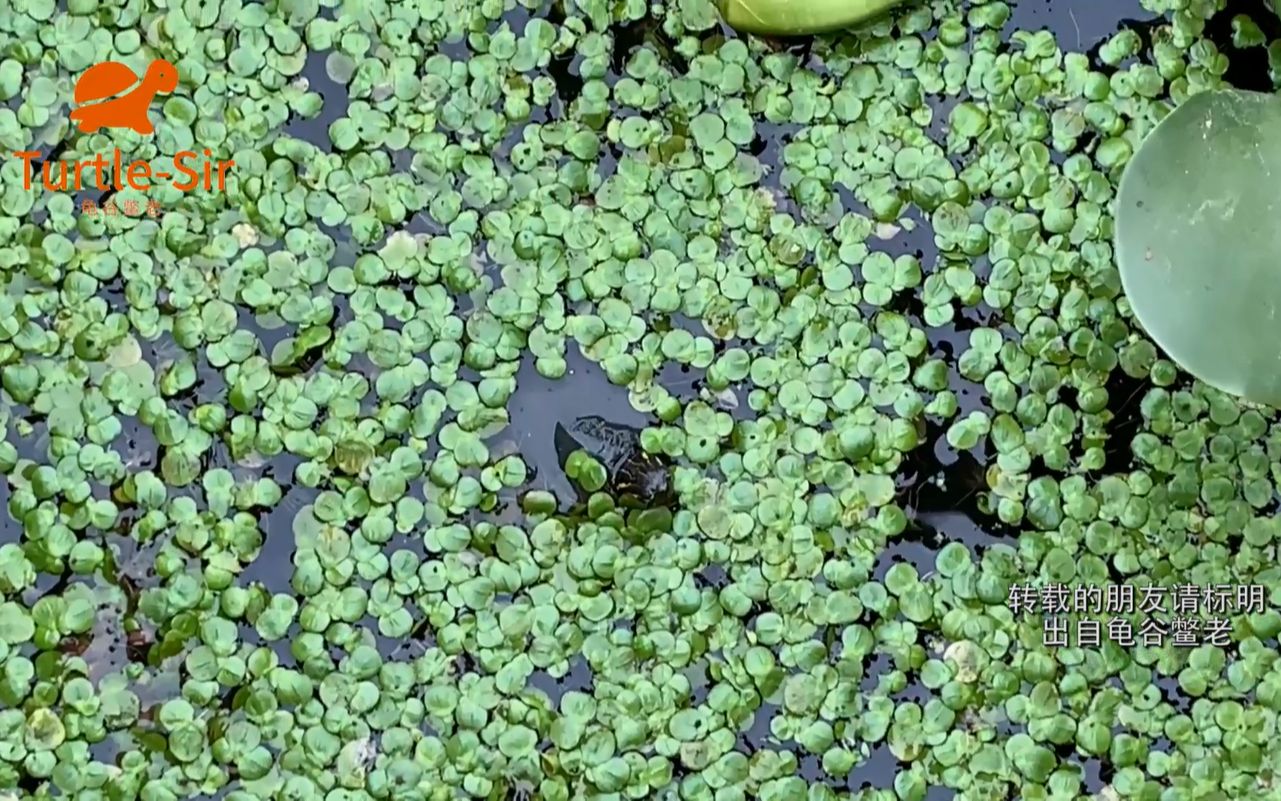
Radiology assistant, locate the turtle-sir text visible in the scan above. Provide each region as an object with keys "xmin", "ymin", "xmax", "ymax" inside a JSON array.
[{"xmin": 11, "ymin": 148, "xmax": 236, "ymax": 193}]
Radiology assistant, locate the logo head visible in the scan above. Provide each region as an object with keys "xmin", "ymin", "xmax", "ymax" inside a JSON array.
[{"xmin": 144, "ymin": 60, "xmax": 179, "ymax": 94}]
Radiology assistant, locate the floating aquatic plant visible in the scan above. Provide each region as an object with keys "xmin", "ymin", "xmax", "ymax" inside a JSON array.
[
  {"xmin": 0, "ymin": 0, "xmax": 1276, "ymax": 799},
  {"xmin": 1116, "ymin": 89, "xmax": 1281, "ymax": 405},
  {"xmin": 716, "ymin": 0, "xmax": 912, "ymax": 35}
]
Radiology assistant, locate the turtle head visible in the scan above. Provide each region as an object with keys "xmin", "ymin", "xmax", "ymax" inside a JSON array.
[{"xmin": 145, "ymin": 60, "xmax": 179, "ymax": 94}]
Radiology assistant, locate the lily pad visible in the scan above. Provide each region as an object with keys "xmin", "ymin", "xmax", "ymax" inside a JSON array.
[
  {"xmin": 1116, "ymin": 89, "xmax": 1281, "ymax": 405},
  {"xmin": 717, "ymin": 0, "xmax": 911, "ymax": 35}
]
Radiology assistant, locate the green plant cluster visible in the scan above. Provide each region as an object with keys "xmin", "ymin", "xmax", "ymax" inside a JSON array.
[{"xmin": 0, "ymin": 0, "xmax": 1279, "ymax": 800}]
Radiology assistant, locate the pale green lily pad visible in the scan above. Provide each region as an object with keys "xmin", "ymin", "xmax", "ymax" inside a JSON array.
[
  {"xmin": 1116, "ymin": 89, "xmax": 1281, "ymax": 405},
  {"xmin": 105, "ymin": 336, "xmax": 143, "ymax": 369},
  {"xmin": 718, "ymin": 0, "xmax": 911, "ymax": 35}
]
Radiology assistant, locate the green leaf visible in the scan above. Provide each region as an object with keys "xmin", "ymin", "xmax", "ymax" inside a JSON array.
[
  {"xmin": 0, "ymin": 602, "xmax": 34, "ymax": 644},
  {"xmin": 717, "ymin": 0, "xmax": 911, "ymax": 34},
  {"xmin": 1116, "ymin": 89, "xmax": 1281, "ymax": 405}
]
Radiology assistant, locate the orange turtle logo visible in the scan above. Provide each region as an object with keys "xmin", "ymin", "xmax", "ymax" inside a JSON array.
[
  {"xmin": 10, "ymin": 56, "xmax": 235, "ymax": 200},
  {"xmin": 68, "ymin": 59, "xmax": 178, "ymax": 135}
]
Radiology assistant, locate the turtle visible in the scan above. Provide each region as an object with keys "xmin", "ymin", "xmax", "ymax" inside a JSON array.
[
  {"xmin": 554, "ymin": 415, "xmax": 673, "ymax": 507},
  {"xmin": 69, "ymin": 59, "xmax": 178, "ymax": 135}
]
